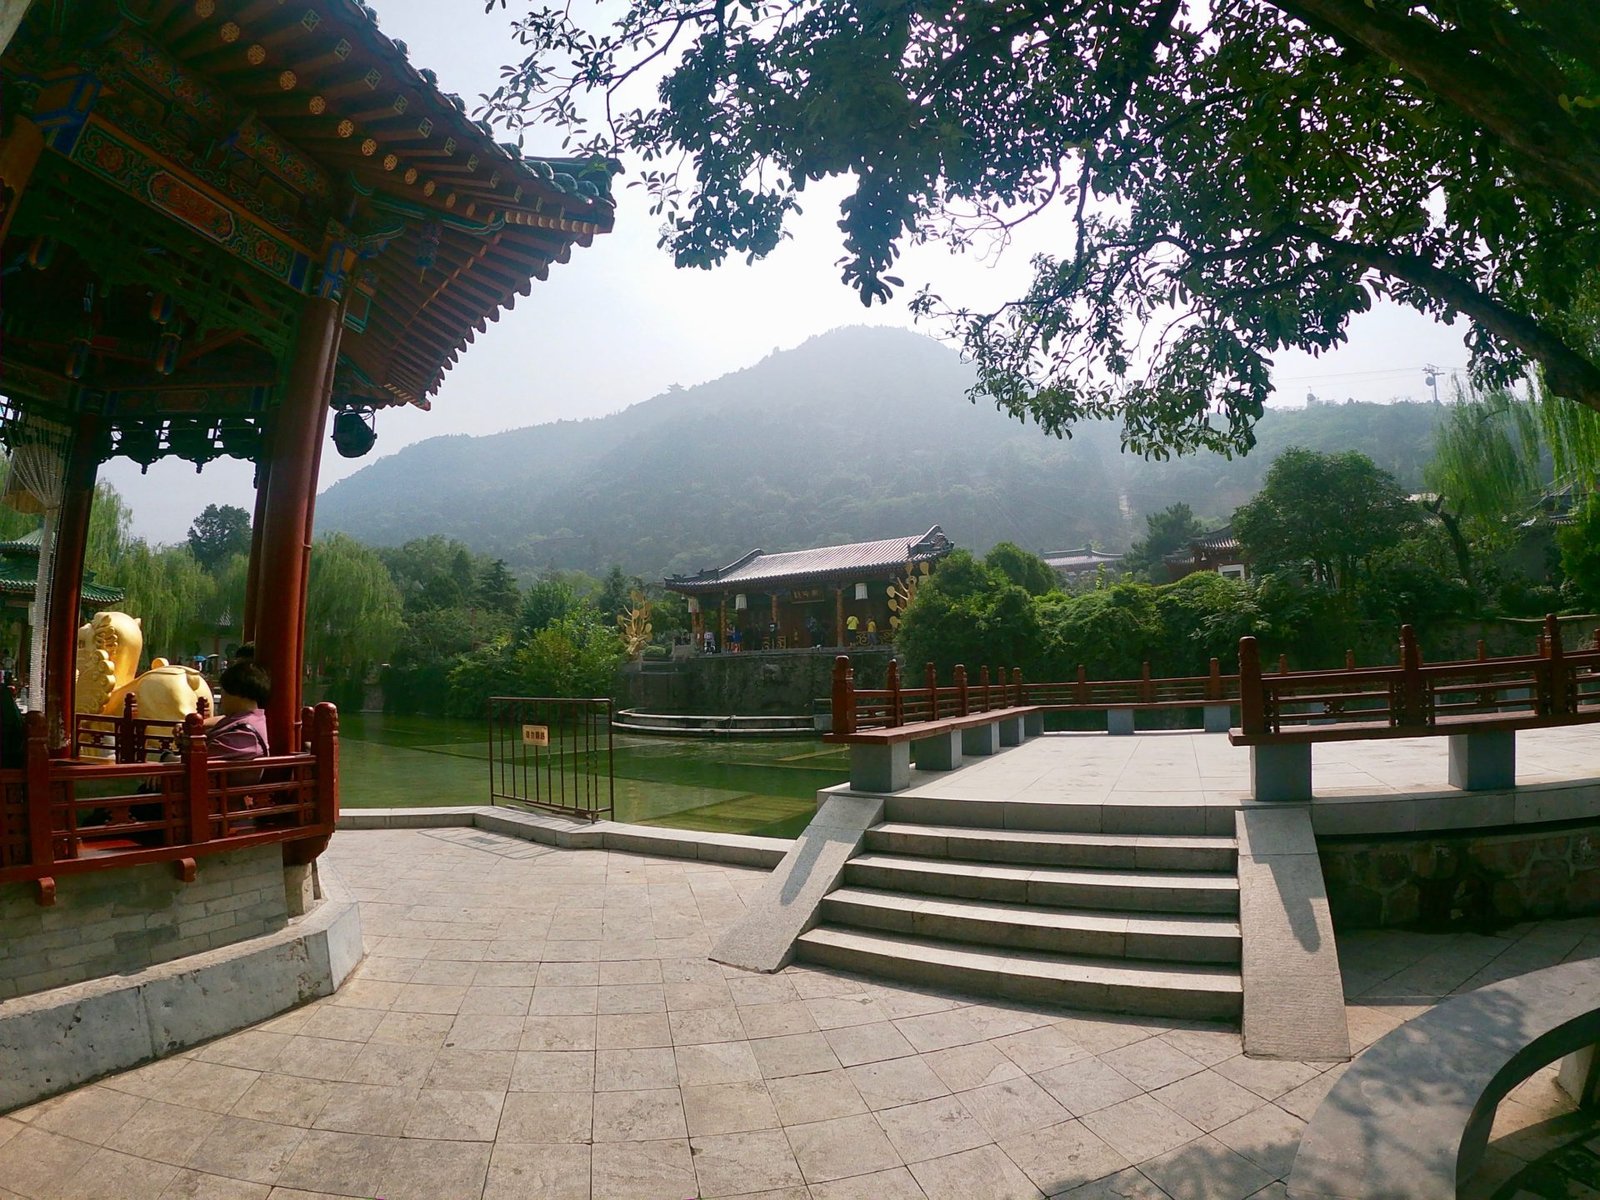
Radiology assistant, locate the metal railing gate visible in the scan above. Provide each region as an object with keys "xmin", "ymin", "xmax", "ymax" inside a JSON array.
[{"xmin": 487, "ymin": 696, "xmax": 614, "ymax": 821}]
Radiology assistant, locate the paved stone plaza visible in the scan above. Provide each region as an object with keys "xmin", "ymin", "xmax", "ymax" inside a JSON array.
[{"xmin": 2, "ymin": 827, "xmax": 1597, "ymax": 1200}]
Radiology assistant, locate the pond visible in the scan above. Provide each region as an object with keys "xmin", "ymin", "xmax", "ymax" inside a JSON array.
[{"xmin": 339, "ymin": 713, "xmax": 848, "ymax": 839}]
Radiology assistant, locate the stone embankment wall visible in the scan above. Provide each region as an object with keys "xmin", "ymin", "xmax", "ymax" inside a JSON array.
[
  {"xmin": 0, "ymin": 846, "xmax": 289, "ymax": 1001},
  {"xmin": 618, "ymin": 648, "xmax": 894, "ymax": 716},
  {"xmin": 1321, "ymin": 825, "xmax": 1600, "ymax": 930}
]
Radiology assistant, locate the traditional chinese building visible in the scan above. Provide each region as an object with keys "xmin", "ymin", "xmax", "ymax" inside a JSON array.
[
  {"xmin": 0, "ymin": 0, "xmax": 613, "ymax": 1036},
  {"xmin": 665, "ymin": 527, "xmax": 954, "ymax": 650},
  {"xmin": 0, "ymin": 529, "xmax": 125, "ymax": 690},
  {"xmin": 1043, "ymin": 546, "xmax": 1124, "ymax": 583},
  {"xmin": 1165, "ymin": 525, "xmax": 1248, "ymax": 581}
]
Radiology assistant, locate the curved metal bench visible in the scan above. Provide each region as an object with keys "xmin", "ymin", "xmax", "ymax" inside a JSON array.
[{"xmin": 1289, "ymin": 955, "xmax": 1600, "ymax": 1198}]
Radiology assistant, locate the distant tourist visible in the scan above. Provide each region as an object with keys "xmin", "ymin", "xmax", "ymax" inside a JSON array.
[
  {"xmin": 730, "ymin": 626, "xmax": 742, "ymax": 653},
  {"xmin": 767, "ymin": 619, "xmax": 779, "ymax": 650},
  {"xmin": 703, "ymin": 629, "xmax": 716, "ymax": 654},
  {"xmin": 807, "ymin": 615, "xmax": 824, "ymax": 648},
  {"xmin": 866, "ymin": 619, "xmax": 879, "ymax": 646},
  {"xmin": 846, "ymin": 614, "xmax": 859, "ymax": 644}
]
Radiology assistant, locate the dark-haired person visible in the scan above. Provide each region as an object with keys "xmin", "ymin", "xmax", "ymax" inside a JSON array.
[{"xmin": 206, "ymin": 661, "xmax": 270, "ymax": 764}]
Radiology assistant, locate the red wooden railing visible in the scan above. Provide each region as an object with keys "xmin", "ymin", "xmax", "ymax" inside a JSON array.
[
  {"xmin": 0, "ymin": 703, "xmax": 340, "ymax": 895},
  {"xmin": 1237, "ymin": 617, "xmax": 1600, "ymax": 736},
  {"xmin": 830, "ymin": 617, "xmax": 1600, "ymax": 738},
  {"xmin": 832, "ymin": 656, "xmax": 1238, "ymax": 735},
  {"xmin": 73, "ymin": 693, "xmax": 210, "ymax": 764}
]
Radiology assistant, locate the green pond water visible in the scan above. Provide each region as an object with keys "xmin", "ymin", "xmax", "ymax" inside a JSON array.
[{"xmin": 339, "ymin": 713, "xmax": 847, "ymax": 839}]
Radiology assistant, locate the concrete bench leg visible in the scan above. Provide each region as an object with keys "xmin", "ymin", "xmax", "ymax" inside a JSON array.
[
  {"xmin": 913, "ymin": 731, "xmax": 962, "ymax": 772},
  {"xmin": 961, "ymin": 722, "xmax": 1001, "ymax": 757},
  {"xmin": 1448, "ymin": 730, "xmax": 1515, "ymax": 791},
  {"xmin": 1107, "ymin": 708, "xmax": 1135, "ymax": 736},
  {"xmin": 850, "ymin": 742, "xmax": 911, "ymax": 793},
  {"xmin": 998, "ymin": 715, "xmax": 1024, "ymax": 747},
  {"xmin": 1252, "ymin": 744, "xmax": 1312, "ymax": 802},
  {"xmin": 1559, "ymin": 1045, "xmax": 1600, "ymax": 1107},
  {"xmin": 1203, "ymin": 704, "xmax": 1231, "ymax": 734},
  {"xmin": 1023, "ymin": 710, "xmax": 1044, "ymax": 738}
]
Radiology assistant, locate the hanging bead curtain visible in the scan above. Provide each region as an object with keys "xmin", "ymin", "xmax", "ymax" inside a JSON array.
[{"xmin": 1, "ymin": 414, "xmax": 70, "ymax": 711}]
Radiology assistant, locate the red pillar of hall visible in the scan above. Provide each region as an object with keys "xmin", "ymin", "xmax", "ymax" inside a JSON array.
[
  {"xmin": 252, "ymin": 296, "xmax": 341, "ymax": 755},
  {"xmin": 43, "ymin": 416, "xmax": 102, "ymax": 753}
]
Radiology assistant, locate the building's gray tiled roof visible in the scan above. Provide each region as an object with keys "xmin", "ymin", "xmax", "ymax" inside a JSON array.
[{"xmin": 665, "ymin": 527, "xmax": 953, "ymax": 593}]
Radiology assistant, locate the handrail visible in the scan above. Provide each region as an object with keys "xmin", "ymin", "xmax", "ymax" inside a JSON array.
[
  {"xmin": 0, "ymin": 703, "xmax": 339, "ymax": 893},
  {"xmin": 831, "ymin": 615, "xmax": 1600, "ymax": 738}
]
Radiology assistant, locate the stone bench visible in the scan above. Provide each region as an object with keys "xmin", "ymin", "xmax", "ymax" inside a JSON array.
[
  {"xmin": 1289, "ymin": 955, "xmax": 1600, "ymax": 1199},
  {"xmin": 823, "ymin": 707, "xmax": 1036, "ymax": 792},
  {"xmin": 1227, "ymin": 714, "xmax": 1572, "ymax": 802}
]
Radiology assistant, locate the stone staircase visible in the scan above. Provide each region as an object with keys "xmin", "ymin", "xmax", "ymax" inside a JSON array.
[{"xmin": 793, "ymin": 798, "xmax": 1243, "ymax": 1019}]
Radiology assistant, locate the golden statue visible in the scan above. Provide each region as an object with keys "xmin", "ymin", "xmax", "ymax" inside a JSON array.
[{"xmin": 75, "ymin": 611, "xmax": 214, "ymax": 721}]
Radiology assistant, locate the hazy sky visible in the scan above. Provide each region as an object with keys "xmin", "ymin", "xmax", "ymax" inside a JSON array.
[{"xmin": 103, "ymin": 0, "xmax": 1473, "ymax": 543}]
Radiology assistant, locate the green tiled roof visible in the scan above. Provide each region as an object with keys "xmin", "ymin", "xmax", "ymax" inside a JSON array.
[{"xmin": 0, "ymin": 530, "xmax": 124, "ymax": 604}]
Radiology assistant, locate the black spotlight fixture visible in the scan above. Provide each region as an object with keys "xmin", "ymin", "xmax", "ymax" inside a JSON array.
[{"xmin": 331, "ymin": 406, "xmax": 377, "ymax": 458}]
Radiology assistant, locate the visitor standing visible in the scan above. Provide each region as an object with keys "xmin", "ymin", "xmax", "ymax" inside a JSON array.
[
  {"xmin": 767, "ymin": 619, "xmax": 779, "ymax": 650},
  {"xmin": 702, "ymin": 628, "xmax": 716, "ymax": 654},
  {"xmin": 846, "ymin": 614, "xmax": 859, "ymax": 645},
  {"xmin": 866, "ymin": 619, "xmax": 879, "ymax": 646},
  {"xmin": 807, "ymin": 615, "xmax": 824, "ymax": 648}
]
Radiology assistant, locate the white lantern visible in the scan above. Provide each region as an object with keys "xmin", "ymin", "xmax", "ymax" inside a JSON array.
[
  {"xmin": 734, "ymin": 594, "xmax": 747, "ymax": 610},
  {"xmin": 853, "ymin": 582, "xmax": 868, "ymax": 601}
]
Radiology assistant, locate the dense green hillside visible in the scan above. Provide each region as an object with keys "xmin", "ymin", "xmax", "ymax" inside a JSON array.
[{"xmin": 318, "ymin": 326, "xmax": 1446, "ymax": 578}]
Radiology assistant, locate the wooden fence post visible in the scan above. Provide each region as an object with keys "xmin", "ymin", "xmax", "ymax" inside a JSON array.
[
  {"xmin": 955, "ymin": 664, "xmax": 969, "ymax": 716},
  {"xmin": 1208, "ymin": 658, "xmax": 1222, "ymax": 701},
  {"xmin": 1140, "ymin": 662, "xmax": 1153, "ymax": 704},
  {"xmin": 118, "ymin": 693, "xmax": 139, "ymax": 764},
  {"xmin": 1012, "ymin": 668, "xmax": 1024, "ymax": 706},
  {"xmin": 1398, "ymin": 624, "xmax": 1425, "ymax": 728},
  {"xmin": 832, "ymin": 656, "xmax": 856, "ymax": 736},
  {"xmin": 979, "ymin": 666, "xmax": 991, "ymax": 711},
  {"xmin": 1544, "ymin": 613, "xmax": 1569, "ymax": 716},
  {"xmin": 185, "ymin": 712, "xmax": 210, "ymax": 846},
  {"xmin": 1075, "ymin": 664, "xmax": 1088, "ymax": 705},
  {"xmin": 925, "ymin": 662, "xmax": 939, "ymax": 718},
  {"xmin": 1238, "ymin": 638, "xmax": 1265, "ymax": 736},
  {"xmin": 313, "ymin": 703, "xmax": 340, "ymax": 826},
  {"xmin": 24, "ymin": 710, "xmax": 53, "ymax": 871},
  {"xmin": 1345, "ymin": 650, "xmax": 1356, "ymax": 670},
  {"xmin": 1278, "ymin": 653, "xmax": 1289, "ymax": 675},
  {"xmin": 887, "ymin": 659, "xmax": 904, "ymax": 728}
]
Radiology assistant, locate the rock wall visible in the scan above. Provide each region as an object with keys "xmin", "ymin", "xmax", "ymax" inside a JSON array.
[{"xmin": 1321, "ymin": 824, "xmax": 1600, "ymax": 930}]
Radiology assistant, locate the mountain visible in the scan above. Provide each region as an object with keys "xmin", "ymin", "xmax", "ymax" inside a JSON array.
[{"xmin": 317, "ymin": 326, "xmax": 1448, "ymax": 578}]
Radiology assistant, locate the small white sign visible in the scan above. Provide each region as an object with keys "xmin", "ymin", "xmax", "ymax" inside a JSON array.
[{"xmin": 521, "ymin": 724, "xmax": 549, "ymax": 747}]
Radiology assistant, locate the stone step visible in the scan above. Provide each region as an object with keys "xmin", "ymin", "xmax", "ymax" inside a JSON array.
[
  {"xmin": 795, "ymin": 926, "xmax": 1242, "ymax": 1019},
  {"xmin": 882, "ymin": 793, "xmax": 1225, "ymax": 836},
  {"xmin": 843, "ymin": 853, "xmax": 1239, "ymax": 915},
  {"xmin": 866, "ymin": 822, "xmax": 1237, "ymax": 871},
  {"xmin": 821, "ymin": 887, "xmax": 1241, "ymax": 963}
]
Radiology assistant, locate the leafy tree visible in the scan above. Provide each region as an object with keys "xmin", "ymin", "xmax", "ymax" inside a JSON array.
[
  {"xmin": 305, "ymin": 533, "xmax": 404, "ymax": 708},
  {"xmin": 595, "ymin": 565, "xmax": 634, "ymax": 625},
  {"xmin": 477, "ymin": 558, "xmax": 522, "ymax": 617},
  {"xmin": 1557, "ymin": 499, "xmax": 1600, "ymax": 611},
  {"xmin": 1234, "ymin": 448, "xmax": 1419, "ymax": 587},
  {"xmin": 1124, "ymin": 504, "xmax": 1206, "ymax": 581},
  {"xmin": 85, "ymin": 483, "xmax": 133, "ymax": 579},
  {"xmin": 984, "ymin": 542, "xmax": 1057, "ymax": 596},
  {"xmin": 1037, "ymin": 584, "xmax": 1164, "ymax": 681},
  {"xmin": 486, "ymin": 0, "xmax": 1600, "ymax": 454},
  {"xmin": 186, "ymin": 504, "xmax": 251, "ymax": 573},
  {"xmin": 895, "ymin": 551, "xmax": 1041, "ymax": 675},
  {"xmin": 380, "ymin": 536, "xmax": 480, "ymax": 613},
  {"xmin": 519, "ymin": 577, "xmax": 580, "ymax": 636},
  {"xmin": 110, "ymin": 543, "xmax": 214, "ymax": 665}
]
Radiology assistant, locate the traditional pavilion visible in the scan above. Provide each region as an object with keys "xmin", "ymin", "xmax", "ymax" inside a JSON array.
[
  {"xmin": 1165, "ymin": 525, "xmax": 1249, "ymax": 581},
  {"xmin": 664, "ymin": 527, "xmax": 954, "ymax": 650},
  {"xmin": 0, "ymin": 529, "xmax": 124, "ymax": 689},
  {"xmin": 0, "ymin": 0, "xmax": 613, "ymax": 894},
  {"xmin": 1043, "ymin": 546, "xmax": 1124, "ymax": 583}
]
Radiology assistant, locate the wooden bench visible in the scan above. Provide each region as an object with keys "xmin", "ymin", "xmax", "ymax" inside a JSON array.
[
  {"xmin": 1289, "ymin": 955, "xmax": 1600, "ymax": 1199},
  {"xmin": 1228, "ymin": 624, "xmax": 1600, "ymax": 801}
]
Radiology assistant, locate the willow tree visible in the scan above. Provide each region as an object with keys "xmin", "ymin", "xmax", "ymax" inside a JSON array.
[
  {"xmin": 486, "ymin": 0, "xmax": 1600, "ymax": 455},
  {"xmin": 304, "ymin": 533, "xmax": 404, "ymax": 705}
]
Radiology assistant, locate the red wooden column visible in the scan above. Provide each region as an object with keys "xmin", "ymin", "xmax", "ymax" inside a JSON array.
[
  {"xmin": 240, "ymin": 458, "xmax": 271, "ymax": 644},
  {"xmin": 252, "ymin": 296, "xmax": 341, "ymax": 754},
  {"xmin": 43, "ymin": 415, "xmax": 102, "ymax": 754}
]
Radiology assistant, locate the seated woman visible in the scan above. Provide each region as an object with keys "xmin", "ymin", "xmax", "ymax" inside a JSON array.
[{"xmin": 205, "ymin": 661, "xmax": 271, "ymax": 767}]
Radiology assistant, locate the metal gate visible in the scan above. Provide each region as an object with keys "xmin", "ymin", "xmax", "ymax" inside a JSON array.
[{"xmin": 487, "ymin": 696, "xmax": 614, "ymax": 821}]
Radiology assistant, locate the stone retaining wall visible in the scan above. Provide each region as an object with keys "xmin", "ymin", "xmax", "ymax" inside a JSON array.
[
  {"xmin": 1321, "ymin": 823, "xmax": 1600, "ymax": 930},
  {"xmin": 0, "ymin": 846, "xmax": 289, "ymax": 1001},
  {"xmin": 617, "ymin": 648, "xmax": 894, "ymax": 716}
]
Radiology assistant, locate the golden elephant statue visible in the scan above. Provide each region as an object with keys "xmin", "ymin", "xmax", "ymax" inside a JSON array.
[{"xmin": 75, "ymin": 611, "xmax": 213, "ymax": 721}]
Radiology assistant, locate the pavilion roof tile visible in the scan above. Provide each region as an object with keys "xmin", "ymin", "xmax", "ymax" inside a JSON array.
[{"xmin": 665, "ymin": 527, "xmax": 953, "ymax": 593}]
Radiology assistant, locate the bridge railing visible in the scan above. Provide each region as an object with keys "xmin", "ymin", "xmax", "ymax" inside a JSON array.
[
  {"xmin": 830, "ymin": 615, "xmax": 1600, "ymax": 739},
  {"xmin": 1238, "ymin": 617, "xmax": 1600, "ymax": 736}
]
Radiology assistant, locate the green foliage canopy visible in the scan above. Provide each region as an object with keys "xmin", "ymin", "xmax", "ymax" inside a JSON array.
[
  {"xmin": 984, "ymin": 542, "xmax": 1057, "ymax": 596},
  {"xmin": 486, "ymin": 0, "xmax": 1600, "ymax": 455},
  {"xmin": 1123, "ymin": 503, "xmax": 1206, "ymax": 580},
  {"xmin": 186, "ymin": 504, "xmax": 251, "ymax": 573},
  {"xmin": 1233, "ymin": 449, "xmax": 1419, "ymax": 586}
]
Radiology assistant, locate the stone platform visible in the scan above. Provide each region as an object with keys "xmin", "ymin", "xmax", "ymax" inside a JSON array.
[{"xmin": 1, "ymin": 828, "xmax": 1596, "ymax": 1199}]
